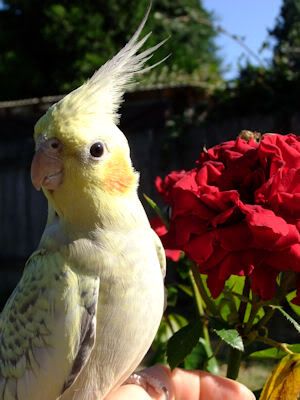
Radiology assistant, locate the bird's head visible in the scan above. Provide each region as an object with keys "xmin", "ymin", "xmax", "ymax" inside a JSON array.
[{"xmin": 31, "ymin": 8, "xmax": 165, "ymax": 232}]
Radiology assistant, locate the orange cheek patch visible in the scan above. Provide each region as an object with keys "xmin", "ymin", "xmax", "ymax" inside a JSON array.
[{"xmin": 102, "ymin": 150, "xmax": 137, "ymax": 194}]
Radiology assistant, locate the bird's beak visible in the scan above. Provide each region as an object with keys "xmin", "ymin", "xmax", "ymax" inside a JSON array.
[{"xmin": 31, "ymin": 138, "xmax": 64, "ymax": 191}]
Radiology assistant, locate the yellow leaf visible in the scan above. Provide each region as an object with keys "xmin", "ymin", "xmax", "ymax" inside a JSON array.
[{"xmin": 260, "ymin": 353, "xmax": 300, "ymax": 400}]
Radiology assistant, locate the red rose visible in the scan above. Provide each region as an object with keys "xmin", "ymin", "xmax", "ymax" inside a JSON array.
[
  {"xmin": 155, "ymin": 170, "xmax": 186, "ymax": 205},
  {"xmin": 199, "ymin": 136, "xmax": 259, "ymax": 165},
  {"xmin": 156, "ymin": 133, "xmax": 300, "ymax": 301},
  {"xmin": 256, "ymin": 134, "xmax": 300, "ymax": 230}
]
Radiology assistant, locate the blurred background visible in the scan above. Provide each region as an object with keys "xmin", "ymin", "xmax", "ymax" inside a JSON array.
[{"xmin": 0, "ymin": 0, "xmax": 299, "ymax": 389}]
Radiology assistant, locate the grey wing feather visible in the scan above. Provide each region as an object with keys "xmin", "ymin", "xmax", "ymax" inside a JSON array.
[{"xmin": 61, "ymin": 279, "xmax": 99, "ymax": 394}]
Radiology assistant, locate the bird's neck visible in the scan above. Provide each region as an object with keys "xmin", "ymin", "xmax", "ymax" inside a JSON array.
[{"xmin": 41, "ymin": 189, "xmax": 149, "ymax": 249}]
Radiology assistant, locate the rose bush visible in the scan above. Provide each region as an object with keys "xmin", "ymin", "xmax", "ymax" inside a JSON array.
[{"xmin": 154, "ymin": 133, "xmax": 300, "ymax": 302}]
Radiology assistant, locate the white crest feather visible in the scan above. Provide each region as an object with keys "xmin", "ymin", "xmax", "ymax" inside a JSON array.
[{"xmin": 56, "ymin": 5, "xmax": 167, "ymax": 125}]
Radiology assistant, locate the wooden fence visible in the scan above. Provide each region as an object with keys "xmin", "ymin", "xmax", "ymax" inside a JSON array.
[{"xmin": 1, "ymin": 87, "xmax": 300, "ymax": 316}]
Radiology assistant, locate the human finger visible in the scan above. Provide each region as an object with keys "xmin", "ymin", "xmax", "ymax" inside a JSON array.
[{"xmin": 171, "ymin": 368, "xmax": 255, "ymax": 400}]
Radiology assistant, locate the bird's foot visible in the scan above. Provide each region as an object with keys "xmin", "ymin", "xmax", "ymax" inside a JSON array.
[{"xmin": 125, "ymin": 370, "xmax": 169, "ymax": 400}]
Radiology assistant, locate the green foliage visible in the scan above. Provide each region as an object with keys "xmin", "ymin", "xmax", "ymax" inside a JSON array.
[
  {"xmin": 287, "ymin": 291, "xmax": 300, "ymax": 316},
  {"xmin": 166, "ymin": 319, "xmax": 202, "ymax": 369},
  {"xmin": 204, "ymin": 0, "xmax": 300, "ymax": 122},
  {"xmin": 272, "ymin": 305, "xmax": 300, "ymax": 334},
  {"xmin": 143, "ymin": 194, "xmax": 169, "ymax": 227},
  {"xmin": 184, "ymin": 338, "xmax": 218, "ymax": 373},
  {"xmin": 249, "ymin": 344, "xmax": 300, "ymax": 360},
  {"xmin": 150, "ymin": 312, "xmax": 188, "ymax": 365},
  {"xmin": 0, "ymin": 0, "xmax": 221, "ymax": 100},
  {"xmin": 207, "ymin": 62, "xmax": 300, "ymax": 122},
  {"xmin": 213, "ymin": 328, "xmax": 244, "ymax": 352},
  {"xmin": 147, "ymin": 191, "xmax": 300, "ymax": 391},
  {"xmin": 270, "ymin": 0, "xmax": 300, "ymax": 77},
  {"xmin": 214, "ymin": 275, "xmax": 245, "ymax": 323},
  {"xmin": 183, "ymin": 340, "xmax": 208, "ymax": 369}
]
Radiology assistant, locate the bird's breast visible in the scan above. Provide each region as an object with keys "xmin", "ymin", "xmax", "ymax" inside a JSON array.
[{"xmin": 63, "ymin": 228, "xmax": 165, "ymax": 400}]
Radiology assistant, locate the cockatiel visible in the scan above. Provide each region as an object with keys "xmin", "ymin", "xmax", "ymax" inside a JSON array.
[{"xmin": 0, "ymin": 8, "xmax": 166, "ymax": 400}]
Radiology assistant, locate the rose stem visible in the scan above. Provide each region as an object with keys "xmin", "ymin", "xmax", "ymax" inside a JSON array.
[
  {"xmin": 226, "ymin": 348, "xmax": 243, "ymax": 380},
  {"xmin": 226, "ymin": 278, "xmax": 250, "ymax": 380},
  {"xmin": 188, "ymin": 269, "xmax": 212, "ymax": 352},
  {"xmin": 256, "ymin": 306, "xmax": 276, "ymax": 331},
  {"xmin": 238, "ymin": 278, "xmax": 250, "ymax": 324},
  {"xmin": 255, "ymin": 273, "xmax": 290, "ymax": 331},
  {"xmin": 189, "ymin": 262, "xmax": 218, "ymax": 316},
  {"xmin": 239, "ymin": 272, "xmax": 291, "ymax": 335},
  {"xmin": 256, "ymin": 336, "xmax": 293, "ymax": 354},
  {"xmin": 244, "ymin": 300, "xmax": 262, "ymax": 335}
]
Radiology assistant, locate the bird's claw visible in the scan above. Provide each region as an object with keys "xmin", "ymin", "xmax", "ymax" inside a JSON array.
[{"xmin": 125, "ymin": 371, "xmax": 169, "ymax": 400}]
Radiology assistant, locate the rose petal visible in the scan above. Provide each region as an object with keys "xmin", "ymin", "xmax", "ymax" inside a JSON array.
[
  {"xmin": 264, "ymin": 244, "xmax": 300, "ymax": 272},
  {"xmin": 165, "ymin": 249, "xmax": 181, "ymax": 262},
  {"xmin": 184, "ymin": 232, "xmax": 215, "ymax": 265},
  {"xmin": 251, "ymin": 265, "xmax": 279, "ymax": 300}
]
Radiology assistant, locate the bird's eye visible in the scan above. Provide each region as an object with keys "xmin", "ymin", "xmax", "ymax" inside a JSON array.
[
  {"xmin": 90, "ymin": 142, "xmax": 104, "ymax": 158},
  {"xmin": 49, "ymin": 138, "xmax": 61, "ymax": 150}
]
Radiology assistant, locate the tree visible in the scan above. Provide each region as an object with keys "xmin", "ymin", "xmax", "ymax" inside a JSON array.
[
  {"xmin": 205, "ymin": 0, "xmax": 300, "ymax": 124},
  {"xmin": 0, "ymin": 0, "xmax": 221, "ymax": 100},
  {"xmin": 270, "ymin": 0, "xmax": 300, "ymax": 76}
]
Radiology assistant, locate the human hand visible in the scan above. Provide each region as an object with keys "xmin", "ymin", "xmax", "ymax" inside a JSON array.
[{"xmin": 106, "ymin": 365, "xmax": 255, "ymax": 400}]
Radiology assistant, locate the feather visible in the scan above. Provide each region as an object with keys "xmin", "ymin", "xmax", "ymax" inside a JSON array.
[
  {"xmin": 55, "ymin": 4, "xmax": 167, "ymax": 124},
  {"xmin": 0, "ymin": 250, "xmax": 100, "ymax": 400}
]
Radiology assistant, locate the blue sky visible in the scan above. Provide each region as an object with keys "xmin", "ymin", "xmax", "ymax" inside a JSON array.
[{"xmin": 203, "ymin": 0, "xmax": 283, "ymax": 79}]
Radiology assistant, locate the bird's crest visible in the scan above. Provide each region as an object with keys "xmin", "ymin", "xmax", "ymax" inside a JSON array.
[{"xmin": 54, "ymin": 5, "xmax": 167, "ymax": 125}]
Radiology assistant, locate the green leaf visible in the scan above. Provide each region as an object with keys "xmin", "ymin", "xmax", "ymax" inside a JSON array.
[
  {"xmin": 218, "ymin": 296, "xmax": 239, "ymax": 323},
  {"xmin": 177, "ymin": 283, "xmax": 193, "ymax": 297},
  {"xmin": 227, "ymin": 275, "xmax": 246, "ymax": 294},
  {"xmin": 249, "ymin": 344, "xmax": 300, "ymax": 360},
  {"xmin": 213, "ymin": 328, "xmax": 244, "ymax": 351},
  {"xmin": 200, "ymin": 338, "xmax": 219, "ymax": 374},
  {"xmin": 167, "ymin": 320, "xmax": 202, "ymax": 370},
  {"xmin": 153, "ymin": 313, "xmax": 188, "ymax": 348},
  {"xmin": 167, "ymin": 313, "xmax": 189, "ymax": 333},
  {"xmin": 150, "ymin": 313, "xmax": 188, "ymax": 364},
  {"xmin": 219, "ymin": 277, "xmax": 264, "ymax": 325},
  {"xmin": 286, "ymin": 291, "xmax": 300, "ymax": 316},
  {"xmin": 206, "ymin": 353, "xmax": 219, "ymax": 375},
  {"xmin": 249, "ymin": 347, "xmax": 285, "ymax": 360},
  {"xmin": 183, "ymin": 339, "xmax": 208, "ymax": 370},
  {"xmin": 206, "ymin": 275, "xmax": 247, "ymax": 323},
  {"xmin": 182, "ymin": 337, "xmax": 219, "ymax": 373},
  {"xmin": 143, "ymin": 194, "xmax": 169, "ymax": 227},
  {"xmin": 167, "ymin": 286, "xmax": 178, "ymax": 307},
  {"xmin": 244, "ymin": 300, "xmax": 265, "ymax": 324},
  {"xmin": 209, "ymin": 316, "xmax": 230, "ymax": 331},
  {"xmin": 272, "ymin": 305, "xmax": 300, "ymax": 334},
  {"xmin": 177, "ymin": 265, "xmax": 190, "ymax": 281}
]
